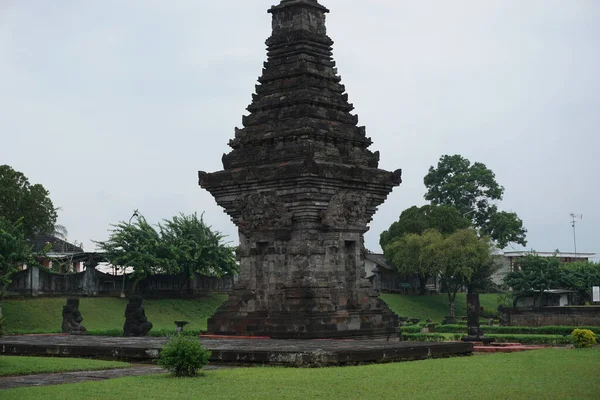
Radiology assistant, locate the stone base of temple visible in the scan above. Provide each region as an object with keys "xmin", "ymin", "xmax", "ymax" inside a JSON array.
[
  {"xmin": 207, "ymin": 307, "xmax": 400, "ymax": 340},
  {"xmin": 0, "ymin": 335, "xmax": 473, "ymax": 366}
]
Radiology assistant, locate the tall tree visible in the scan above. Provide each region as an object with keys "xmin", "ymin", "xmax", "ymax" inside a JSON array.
[
  {"xmin": 505, "ymin": 255, "xmax": 562, "ymax": 307},
  {"xmin": 96, "ymin": 215, "xmax": 179, "ymax": 294},
  {"xmin": 380, "ymin": 204, "xmax": 471, "ymax": 249},
  {"xmin": 433, "ymin": 229, "xmax": 492, "ymax": 319},
  {"xmin": 424, "ymin": 155, "xmax": 527, "ymax": 248},
  {"xmin": 383, "ymin": 229, "xmax": 444, "ymax": 295},
  {"xmin": 0, "ymin": 218, "xmax": 34, "ymax": 298},
  {"xmin": 160, "ymin": 213, "xmax": 237, "ymax": 278},
  {"xmin": 0, "ymin": 165, "xmax": 58, "ymax": 238}
]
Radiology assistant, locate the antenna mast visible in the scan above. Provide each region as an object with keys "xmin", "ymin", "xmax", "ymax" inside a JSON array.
[{"xmin": 570, "ymin": 213, "xmax": 583, "ymax": 257}]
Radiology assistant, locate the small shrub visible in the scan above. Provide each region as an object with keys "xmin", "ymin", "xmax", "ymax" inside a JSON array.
[
  {"xmin": 401, "ymin": 325, "xmax": 423, "ymax": 334},
  {"xmin": 571, "ymin": 329, "xmax": 597, "ymax": 348},
  {"xmin": 158, "ymin": 335, "xmax": 211, "ymax": 377}
]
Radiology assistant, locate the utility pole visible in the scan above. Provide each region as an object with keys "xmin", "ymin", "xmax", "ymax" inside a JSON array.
[{"xmin": 570, "ymin": 213, "xmax": 583, "ymax": 257}]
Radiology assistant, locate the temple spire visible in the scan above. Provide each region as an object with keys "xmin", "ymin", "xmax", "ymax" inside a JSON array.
[{"xmin": 269, "ymin": 0, "xmax": 330, "ymax": 36}]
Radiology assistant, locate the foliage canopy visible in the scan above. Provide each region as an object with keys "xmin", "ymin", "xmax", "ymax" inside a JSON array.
[
  {"xmin": 0, "ymin": 218, "xmax": 35, "ymax": 298},
  {"xmin": 95, "ymin": 213, "xmax": 237, "ymax": 289},
  {"xmin": 0, "ymin": 165, "xmax": 58, "ymax": 238},
  {"xmin": 380, "ymin": 204, "xmax": 471, "ymax": 249},
  {"xmin": 424, "ymin": 154, "xmax": 526, "ymax": 248},
  {"xmin": 505, "ymin": 255, "xmax": 562, "ymax": 307}
]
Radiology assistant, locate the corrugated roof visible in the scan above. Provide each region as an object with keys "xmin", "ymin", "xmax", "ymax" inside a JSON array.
[{"xmin": 365, "ymin": 253, "xmax": 394, "ymax": 270}]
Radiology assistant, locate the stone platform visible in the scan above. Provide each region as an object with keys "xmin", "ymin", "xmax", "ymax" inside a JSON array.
[{"xmin": 0, "ymin": 335, "xmax": 472, "ymax": 367}]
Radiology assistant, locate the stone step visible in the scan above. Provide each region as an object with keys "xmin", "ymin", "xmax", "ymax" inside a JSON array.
[{"xmin": 474, "ymin": 345, "xmax": 546, "ymax": 353}]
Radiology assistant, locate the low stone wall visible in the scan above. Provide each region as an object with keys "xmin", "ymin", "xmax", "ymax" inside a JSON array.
[
  {"xmin": 6, "ymin": 267, "xmax": 234, "ymax": 298},
  {"xmin": 505, "ymin": 307, "xmax": 600, "ymax": 326}
]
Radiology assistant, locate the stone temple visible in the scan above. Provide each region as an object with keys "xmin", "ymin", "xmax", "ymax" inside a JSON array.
[{"xmin": 199, "ymin": 0, "xmax": 402, "ymax": 339}]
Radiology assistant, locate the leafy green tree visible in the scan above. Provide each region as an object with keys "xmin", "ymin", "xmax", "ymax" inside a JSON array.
[
  {"xmin": 95, "ymin": 213, "xmax": 238, "ymax": 294},
  {"xmin": 424, "ymin": 155, "xmax": 527, "ymax": 248},
  {"xmin": 505, "ymin": 255, "xmax": 562, "ymax": 307},
  {"xmin": 560, "ymin": 261, "xmax": 600, "ymax": 304},
  {"xmin": 380, "ymin": 204, "xmax": 471, "ymax": 249},
  {"xmin": 96, "ymin": 215, "xmax": 179, "ymax": 294},
  {"xmin": 433, "ymin": 229, "xmax": 491, "ymax": 319},
  {"xmin": 383, "ymin": 229, "xmax": 444, "ymax": 295},
  {"xmin": 0, "ymin": 218, "xmax": 34, "ymax": 298},
  {"xmin": 160, "ymin": 213, "xmax": 237, "ymax": 279},
  {"xmin": 0, "ymin": 165, "xmax": 58, "ymax": 238}
]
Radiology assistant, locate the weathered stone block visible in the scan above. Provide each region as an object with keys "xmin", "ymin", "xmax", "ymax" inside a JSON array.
[{"xmin": 199, "ymin": 1, "xmax": 402, "ymax": 339}]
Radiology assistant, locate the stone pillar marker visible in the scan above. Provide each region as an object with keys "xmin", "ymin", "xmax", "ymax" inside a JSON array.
[
  {"xmin": 462, "ymin": 293, "xmax": 494, "ymax": 344},
  {"xmin": 199, "ymin": 0, "xmax": 402, "ymax": 339}
]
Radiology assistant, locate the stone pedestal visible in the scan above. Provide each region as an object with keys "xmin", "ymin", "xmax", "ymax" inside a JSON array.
[{"xmin": 199, "ymin": 0, "xmax": 401, "ymax": 339}]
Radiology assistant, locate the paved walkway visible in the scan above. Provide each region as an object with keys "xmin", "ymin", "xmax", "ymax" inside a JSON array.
[{"xmin": 0, "ymin": 364, "xmax": 226, "ymax": 390}]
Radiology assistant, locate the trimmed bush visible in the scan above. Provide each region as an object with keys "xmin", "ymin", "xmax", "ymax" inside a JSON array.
[
  {"xmin": 402, "ymin": 333, "xmax": 462, "ymax": 342},
  {"xmin": 485, "ymin": 334, "xmax": 571, "ymax": 346},
  {"xmin": 403, "ymin": 332, "xmax": 571, "ymax": 345},
  {"xmin": 571, "ymin": 329, "xmax": 597, "ymax": 348},
  {"xmin": 401, "ymin": 325, "xmax": 423, "ymax": 334},
  {"xmin": 158, "ymin": 335, "xmax": 211, "ymax": 377},
  {"xmin": 435, "ymin": 325, "xmax": 600, "ymax": 336}
]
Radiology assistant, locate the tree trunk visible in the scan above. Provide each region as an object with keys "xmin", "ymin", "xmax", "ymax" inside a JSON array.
[
  {"xmin": 419, "ymin": 276, "xmax": 428, "ymax": 296},
  {"xmin": 130, "ymin": 277, "xmax": 143, "ymax": 296},
  {"xmin": 467, "ymin": 284, "xmax": 475, "ymax": 295},
  {"xmin": 536, "ymin": 290, "xmax": 545, "ymax": 308},
  {"xmin": 448, "ymin": 291, "xmax": 456, "ymax": 319}
]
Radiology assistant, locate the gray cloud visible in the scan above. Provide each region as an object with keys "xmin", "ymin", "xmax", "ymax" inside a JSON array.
[{"xmin": 1, "ymin": 0, "xmax": 598, "ymax": 259}]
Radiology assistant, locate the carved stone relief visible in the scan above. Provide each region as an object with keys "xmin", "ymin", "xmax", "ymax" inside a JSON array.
[
  {"xmin": 322, "ymin": 190, "xmax": 369, "ymax": 229},
  {"xmin": 238, "ymin": 192, "xmax": 292, "ymax": 232}
]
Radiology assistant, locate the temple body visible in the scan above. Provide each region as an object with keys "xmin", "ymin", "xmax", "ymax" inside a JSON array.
[{"xmin": 199, "ymin": 0, "xmax": 402, "ymax": 339}]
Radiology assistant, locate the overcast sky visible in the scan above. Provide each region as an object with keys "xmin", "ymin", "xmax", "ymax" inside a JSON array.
[{"xmin": 1, "ymin": 0, "xmax": 598, "ymax": 259}]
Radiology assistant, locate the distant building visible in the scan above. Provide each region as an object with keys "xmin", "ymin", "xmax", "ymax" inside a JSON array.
[
  {"xmin": 515, "ymin": 289, "xmax": 578, "ymax": 308},
  {"xmin": 492, "ymin": 251, "xmax": 596, "ymax": 286},
  {"xmin": 364, "ymin": 253, "xmax": 440, "ymax": 293},
  {"xmin": 25, "ymin": 234, "xmax": 86, "ymax": 273}
]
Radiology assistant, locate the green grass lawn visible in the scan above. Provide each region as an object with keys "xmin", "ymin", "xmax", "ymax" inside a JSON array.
[
  {"xmin": 0, "ymin": 356, "xmax": 129, "ymax": 376},
  {"xmin": 0, "ymin": 295, "xmax": 227, "ymax": 334},
  {"xmin": 1, "ymin": 293, "xmax": 498, "ymax": 334},
  {"xmin": 2, "ymin": 348, "xmax": 599, "ymax": 399},
  {"xmin": 381, "ymin": 293, "xmax": 499, "ymax": 322}
]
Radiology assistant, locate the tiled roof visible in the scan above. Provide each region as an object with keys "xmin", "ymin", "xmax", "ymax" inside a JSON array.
[{"xmin": 28, "ymin": 234, "xmax": 83, "ymax": 253}]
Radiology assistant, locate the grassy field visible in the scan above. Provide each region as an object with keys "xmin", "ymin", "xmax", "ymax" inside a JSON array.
[
  {"xmin": 381, "ymin": 293, "xmax": 500, "ymax": 322},
  {"xmin": 0, "ymin": 295, "xmax": 227, "ymax": 334},
  {"xmin": 1, "ymin": 293, "xmax": 498, "ymax": 333},
  {"xmin": 2, "ymin": 348, "xmax": 599, "ymax": 399},
  {"xmin": 0, "ymin": 356, "xmax": 128, "ymax": 376}
]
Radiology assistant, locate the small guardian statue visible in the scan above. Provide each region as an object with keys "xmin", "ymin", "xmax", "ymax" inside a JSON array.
[
  {"xmin": 62, "ymin": 298, "xmax": 88, "ymax": 335},
  {"xmin": 123, "ymin": 296, "xmax": 153, "ymax": 336}
]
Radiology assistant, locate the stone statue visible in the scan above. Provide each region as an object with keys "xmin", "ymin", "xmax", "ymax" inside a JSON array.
[
  {"xmin": 61, "ymin": 298, "xmax": 88, "ymax": 335},
  {"xmin": 123, "ymin": 296, "xmax": 153, "ymax": 336}
]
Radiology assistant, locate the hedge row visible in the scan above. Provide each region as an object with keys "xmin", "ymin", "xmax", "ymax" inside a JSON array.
[
  {"xmin": 402, "ymin": 333, "xmax": 572, "ymax": 345},
  {"xmin": 485, "ymin": 334, "xmax": 572, "ymax": 345},
  {"xmin": 435, "ymin": 325, "xmax": 600, "ymax": 336},
  {"xmin": 87, "ymin": 329, "xmax": 204, "ymax": 337},
  {"xmin": 402, "ymin": 333, "xmax": 462, "ymax": 342}
]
